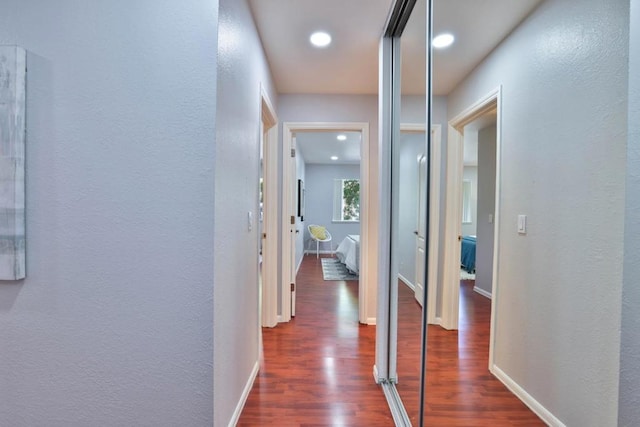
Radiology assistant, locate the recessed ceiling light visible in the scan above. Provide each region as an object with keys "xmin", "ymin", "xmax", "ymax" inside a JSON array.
[
  {"xmin": 310, "ymin": 31, "xmax": 332, "ymax": 48},
  {"xmin": 433, "ymin": 33, "xmax": 455, "ymax": 49},
  {"xmin": 331, "ymin": 156, "xmax": 339, "ymax": 161},
  {"xmin": 337, "ymin": 134, "xmax": 347, "ymax": 141}
]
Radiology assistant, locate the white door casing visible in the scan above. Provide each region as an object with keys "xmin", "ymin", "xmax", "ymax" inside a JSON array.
[{"xmin": 260, "ymin": 87, "xmax": 278, "ymax": 328}]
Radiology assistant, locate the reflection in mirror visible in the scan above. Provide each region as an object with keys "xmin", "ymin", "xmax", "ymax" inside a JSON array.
[
  {"xmin": 394, "ymin": 130, "xmax": 427, "ymax": 425},
  {"xmin": 393, "ymin": 0, "xmax": 427, "ymax": 423}
]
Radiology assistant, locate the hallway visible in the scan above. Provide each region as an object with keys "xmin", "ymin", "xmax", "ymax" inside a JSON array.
[
  {"xmin": 239, "ymin": 256, "xmax": 544, "ymax": 426},
  {"xmin": 239, "ymin": 255, "xmax": 393, "ymax": 425}
]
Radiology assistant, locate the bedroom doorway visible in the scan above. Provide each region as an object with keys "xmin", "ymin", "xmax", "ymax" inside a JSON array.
[
  {"xmin": 440, "ymin": 88, "xmax": 501, "ymax": 367},
  {"xmin": 281, "ymin": 122, "xmax": 373, "ymax": 324}
]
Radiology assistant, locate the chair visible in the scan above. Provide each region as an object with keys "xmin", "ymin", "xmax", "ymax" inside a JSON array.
[{"xmin": 307, "ymin": 224, "xmax": 332, "ymax": 258}]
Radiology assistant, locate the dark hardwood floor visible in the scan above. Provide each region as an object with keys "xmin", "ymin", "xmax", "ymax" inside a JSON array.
[
  {"xmin": 397, "ymin": 279, "xmax": 545, "ymax": 426},
  {"xmin": 238, "ymin": 255, "xmax": 393, "ymax": 426},
  {"xmin": 239, "ymin": 256, "xmax": 544, "ymax": 426}
]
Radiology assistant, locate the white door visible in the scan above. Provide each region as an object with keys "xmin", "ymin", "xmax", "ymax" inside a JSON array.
[
  {"xmin": 414, "ymin": 154, "xmax": 427, "ymax": 306},
  {"xmin": 289, "ymin": 136, "xmax": 297, "ymax": 316}
]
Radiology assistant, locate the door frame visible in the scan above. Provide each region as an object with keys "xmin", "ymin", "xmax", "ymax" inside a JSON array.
[
  {"xmin": 399, "ymin": 123, "xmax": 441, "ymax": 325},
  {"xmin": 281, "ymin": 121, "xmax": 371, "ymax": 324},
  {"xmin": 260, "ymin": 86, "xmax": 279, "ymax": 328},
  {"xmin": 440, "ymin": 86, "xmax": 502, "ymax": 367}
]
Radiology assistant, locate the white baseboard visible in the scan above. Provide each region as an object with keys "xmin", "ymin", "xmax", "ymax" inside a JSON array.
[
  {"xmin": 491, "ymin": 365, "xmax": 565, "ymax": 427},
  {"xmin": 228, "ymin": 361, "xmax": 259, "ymax": 427},
  {"xmin": 277, "ymin": 315, "xmax": 283, "ymax": 323},
  {"xmin": 473, "ymin": 286, "xmax": 492, "ymax": 299},
  {"xmin": 373, "ymin": 365, "xmax": 381, "ymax": 384},
  {"xmin": 398, "ymin": 274, "xmax": 415, "ymax": 291},
  {"xmin": 366, "ymin": 317, "xmax": 376, "ymax": 325},
  {"xmin": 304, "ymin": 249, "xmax": 336, "ymax": 255},
  {"xmin": 428, "ymin": 316, "xmax": 442, "ymax": 326}
]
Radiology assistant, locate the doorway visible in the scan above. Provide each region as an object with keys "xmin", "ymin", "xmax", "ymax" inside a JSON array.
[
  {"xmin": 441, "ymin": 87, "xmax": 502, "ymax": 367},
  {"xmin": 281, "ymin": 122, "xmax": 372, "ymax": 324}
]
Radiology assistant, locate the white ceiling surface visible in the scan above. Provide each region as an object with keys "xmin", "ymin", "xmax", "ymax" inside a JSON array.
[
  {"xmin": 296, "ymin": 132, "xmax": 362, "ymax": 165},
  {"xmin": 249, "ymin": 0, "xmax": 543, "ymax": 96}
]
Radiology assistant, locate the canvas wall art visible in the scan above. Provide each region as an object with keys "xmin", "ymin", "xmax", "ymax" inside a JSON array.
[{"xmin": 0, "ymin": 46, "xmax": 26, "ymax": 280}]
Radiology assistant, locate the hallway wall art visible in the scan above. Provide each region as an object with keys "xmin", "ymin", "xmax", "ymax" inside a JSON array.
[{"xmin": 0, "ymin": 46, "xmax": 26, "ymax": 280}]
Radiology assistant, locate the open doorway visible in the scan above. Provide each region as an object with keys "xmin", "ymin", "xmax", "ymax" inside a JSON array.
[
  {"xmin": 281, "ymin": 122, "xmax": 371, "ymax": 324},
  {"xmin": 441, "ymin": 87, "xmax": 501, "ymax": 366}
]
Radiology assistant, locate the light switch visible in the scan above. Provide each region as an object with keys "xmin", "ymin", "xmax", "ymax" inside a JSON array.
[
  {"xmin": 488, "ymin": 214, "xmax": 494, "ymax": 224},
  {"xmin": 517, "ymin": 215, "xmax": 527, "ymax": 235},
  {"xmin": 248, "ymin": 211, "xmax": 253, "ymax": 232}
]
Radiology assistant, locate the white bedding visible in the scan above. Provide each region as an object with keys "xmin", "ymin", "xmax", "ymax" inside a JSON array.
[{"xmin": 336, "ymin": 234, "xmax": 360, "ymax": 274}]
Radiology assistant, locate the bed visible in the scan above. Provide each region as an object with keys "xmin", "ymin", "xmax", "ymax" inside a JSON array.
[
  {"xmin": 336, "ymin": 234, "xmax": 360, "ymax": 274},
  {"xmin": 461, "ymin": 235, "xmax": 476, "ymax": 273}
]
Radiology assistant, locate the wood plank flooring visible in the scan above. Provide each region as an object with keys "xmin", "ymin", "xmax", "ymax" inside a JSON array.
[
  {"xmin": 239, "ymin": 256, "xmax": 544, "ymax": 426},
  {"xmin": 238, "ymin": 255, "xmax": 393, "ymax": 426},
  {"xmin": 396, "ymin": 279, "xmax": 545, "ymax": 426}
]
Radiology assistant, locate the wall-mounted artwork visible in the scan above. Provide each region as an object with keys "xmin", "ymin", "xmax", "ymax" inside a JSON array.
[{"xmin": 0, "ymin": 46, "xmax": 26, "ymax": 280}]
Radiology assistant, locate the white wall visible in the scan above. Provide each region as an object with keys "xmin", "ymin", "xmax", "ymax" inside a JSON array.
[
  {"xmin": 0, "ymin": 1, "xmax": 218, "ymax": 425},
  {"xmin": 215, "ymin": 0, "xmax": 277, "ymax": 425},
  {"xmin": 447, "ymin": 0, "xmax": 628, "ymax": 424},
  {"xmin": 304, "ymin": 164, "xmax": 360, "ymax": 253},
  {"xmin": 475, "ymin": 125, "xmax": 497, "ymax": 295},
  {"xmin": 619, "ymin": 0, "xmax": 640, "ymax": 424}
]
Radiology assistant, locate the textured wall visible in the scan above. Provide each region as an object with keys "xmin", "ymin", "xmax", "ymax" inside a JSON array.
[
  {"xmin": 0, "ymin": 1, "xmax": 218, "ymax": 425},
  {"xmin": 448, "ymin": 0, "xmax": 628, "ymax": 424},
  {"xmin": 619, "ymin": 0, "xmax": 640, "ymax": 424},
  {"xmin": 215, "ymin": 0, "xmax": 277, "ymax": 425}
]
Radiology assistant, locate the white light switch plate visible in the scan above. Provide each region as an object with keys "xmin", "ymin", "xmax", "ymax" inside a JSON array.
[
  {"xmin": 248, "ymin": 211, "xmax": 253, "ymax": 231},
  {"xmin": 517, "ymin": 215, "xmax": 527, "ymax": 234}
]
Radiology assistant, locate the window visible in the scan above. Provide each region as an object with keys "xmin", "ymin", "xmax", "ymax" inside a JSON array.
[
  {"xmin": 333, "ymin": 179, "xmax": 360, "ymax": 222},
  {"xmin": 462, "ymin": 179, "xmax": 472, "ymax": 224}
]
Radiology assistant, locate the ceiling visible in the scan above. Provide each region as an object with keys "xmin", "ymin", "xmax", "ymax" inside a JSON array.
[
  {"xmin": 296, "ymin": 131, "xmax": 362, "ymax": 165},
  {"xmin": 249, "ymin": 0, "xmax": 542, "ymax": 163},
  {"xmin": 249, "ymin": 0, "xmax": 543, "ymax": 96}
]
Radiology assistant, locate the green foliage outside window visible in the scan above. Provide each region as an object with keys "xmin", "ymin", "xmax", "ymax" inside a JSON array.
[{"xmin": 342, "ymin": 179, "xmax": 360, "ymax": 221}]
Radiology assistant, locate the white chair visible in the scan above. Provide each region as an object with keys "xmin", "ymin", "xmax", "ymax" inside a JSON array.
[{"xmin": 307, "ymin": 224, "xmax": 332, "ymax": 258}]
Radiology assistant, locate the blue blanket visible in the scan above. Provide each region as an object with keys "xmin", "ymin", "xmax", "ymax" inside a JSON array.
[{"xmin": 461, "ymin": 236, "xmax": 476, "ymax": 273}]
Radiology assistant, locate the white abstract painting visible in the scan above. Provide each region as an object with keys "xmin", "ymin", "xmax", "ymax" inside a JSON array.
[{"xmin": 0, "ymin": 46, "xmax": 26, "ymax": 280}]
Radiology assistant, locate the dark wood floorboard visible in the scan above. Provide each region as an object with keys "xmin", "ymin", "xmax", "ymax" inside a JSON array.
[
  {"xmin": 239, "ymin": 257, "xmax": 544, "ymax": 426},
  {"xmin": 238, "ymin": 255, "xmax": 393, "ymax": 426},
  {"xmin": 396, "ymin": 279, "xmax": 545, "ymax": 426}
]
